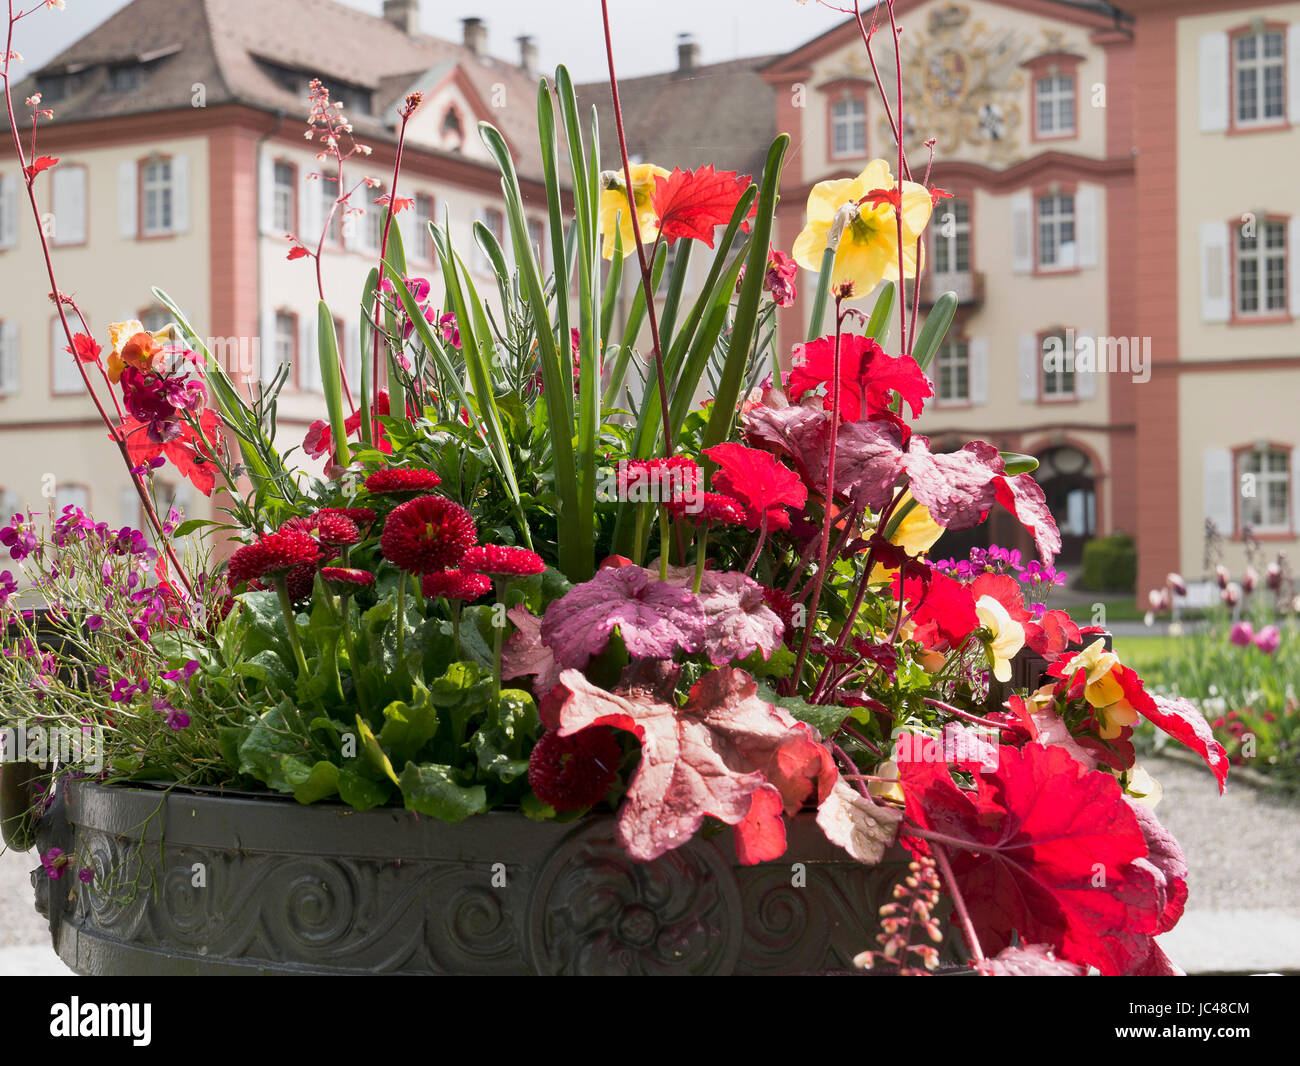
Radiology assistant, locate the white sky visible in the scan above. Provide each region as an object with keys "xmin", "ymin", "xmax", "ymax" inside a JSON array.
[{"xmin": 13, "ymin": 0, "xmax": 850, "ymax": 81}]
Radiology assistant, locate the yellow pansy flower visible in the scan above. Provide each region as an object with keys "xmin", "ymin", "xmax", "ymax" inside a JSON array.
[
  {"xmin": 1060, "ymin": 638, "xmax": 1140, "ymax": 739},
  {"xmin": 975, "ymin": 594, "xmax": 1025, "ymax": 683},
  {"xmin": 791, "ymin": 158, "xmax": 932, "ymax": 297},
  {"xmin": 867, "ymin": 759, "xmax": 905, "ymax": 804},
  {"xmin": 868, "ymin": 491, "xmax": 946, "ymax": 584},
  {"xmin": 599, "ymin": 163, "xmax": 669, "ymax": 260}
]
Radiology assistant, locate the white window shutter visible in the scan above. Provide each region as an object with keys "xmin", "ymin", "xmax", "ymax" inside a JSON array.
[
  {"xmin": 1, "ymin": 489, "xmax": 20, "ymax": 521},
  {"xmin": 51, "ymin": 318, "xmax": 81, "ymax": 394},
  {"xmin": 1010, "ymin": 192, "xmax": 1033, "ymax": 274},
  {"xmin": 1075, "ymin": 331, "xmax": 1098, "ymax": 398},
  {"xmin": 170, "ymin": 153, "xmax": 190, "ymax": 233},
  {"xmin": 258, "ymin": 151, "xmax": 277, "ymax": 235},
  {"xmin": 0, "ymin": 320, "xmax": 19, "ymax": 395},
  {"xmin": 1289, "ymin": 25, "xmax": 1300, "ymax": 125},
  {"xmin": 1017, "ymin": 334, "xmax": 1038, "ymax": 402},
  {"xmin": 260, "ymin": 308, "xmax": 278, "ymax": 386},
  {"xmin": 117, "ymin": 160, "xmax": 138, "ymax": 238},
  {"xmin": 1200, "ymin": 221, "xmax": 1231, "ymax": 322},
  {"xmin": 300, "ymin": 314, "xmax": 320, "ymax": 392},
  {"xmin": 120, "ymin": 485, "xmax": 141, "ymax": 528},
  {"xmin": 52, "ymin": 166, "xmax": 87, "ymax": 245},
  {"xmin": 1291, "ymin": 217, "xmax": 1300, "ymax": 318},
  {"xmin": 1203, "ymin": 448, "xmax": 1235, "ymax": 536},
  {"xmin": 1076, "ymin": 185, "xmax": 1099, "ymax": 269},
  {"xmin": 344, "ymin": 320, "xmax": 361, "ymax": 393},
  {"xmin": 0, "ymin": 173, "xmax": 18, "ymax": 249},
  {"xmin": 1199, "ymin": 31, "xmax": 1229, "ymax": 132},
  {"xmin": 968, "ymin": 338, "xmax": 989, "ymax": 405},
  {"xmin": 1292, "ymin": 446, "xmax": 1300, "ymax": 535},
  {"xmin": 300, "ymin": 169, "xmax": 321, "ymax": 241}
]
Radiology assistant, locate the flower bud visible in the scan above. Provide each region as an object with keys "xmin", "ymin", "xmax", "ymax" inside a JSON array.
[
  {"xmin": 1166, "ymin": 572, "xmax": 1187, "ymax": 597},
  {"xmin": 1222, "ymin": 582, "xmax": 1241, "ymax": 607},
  {"xmin": 1266, "ymin": 562, "xmax": 1283, "ymax": 591},
  {"xmin": 1215, "ymin": 564, "xmax": 1230, "ymax": 590},
  {"xmin": 1242, "ymin": 566, "xmax": 1259, "ymax": 594}
]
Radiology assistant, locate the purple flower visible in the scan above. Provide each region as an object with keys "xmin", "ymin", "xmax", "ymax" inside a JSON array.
[
  {"xmin": 161, "ymin": 659, "xmax": 200, "ymax": 682},
  {"xmin": 0, "ymin": 569, "xmax": 16, "ymax": 607},
  {"xmin": 93, "ymin": 665, "xmax": 111, "ymax": 687},
  {"xmin": 154, "ymin": 697, "xmax": 190, "ymax": 731},
  {"xmin": 40, "ymin": 848, "xmax": 67, "ymax": 880},
  {"xmin": 1254, "ymin": 625, "xmax": 1281, "ymax": 655},
  {"xmin": 86, "ymin": 615, "xmax": 104, "ymax": 631},
  {"xmin": 77, "ymin": 866, "xmax": 95, "ymax": 884},
  {"xmin": 0, "ymin": 514, "xmax": 38, "ymax": 561},
  {"xmin": 1229, "ymin": 620, "xmax": 1255, "ymax": 647}
]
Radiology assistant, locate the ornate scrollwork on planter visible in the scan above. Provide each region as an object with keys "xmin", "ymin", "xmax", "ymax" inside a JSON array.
[{"xmin": 526, "ymin": 821, "xmax": 743, "ymax": 976}]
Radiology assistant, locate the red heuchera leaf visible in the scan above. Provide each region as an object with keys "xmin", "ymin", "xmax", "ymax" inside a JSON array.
[
  {"xmin": 501, "ymin": 605, "xmax": 562, "ymax": 696},
  {"xmin": 544, "ymin": 662, "xmax": 838, "ymax": 863},
  {"xmin": 286, "ymin": 245, "xmax": 311, "ymax": 260},
  {"xmin": 25, "ymin": 155, "xmax": 58, "ymax": 179},
  {"xmin": 540, "ymin": 566, "xmax": 705, "ymax": 668},
  {"xmin": 815, "ymin": 778, "xmax": 902, "ymax": 864},
  {"xmin": 692, "ymin": 570, "xmax": 785, "ymax": 666},
  {"xmin": 705, "ymin": 442, "xmax": 807, "ymax": 531},
  {"xmin": 121, "ymin": 409, "xmax": 223, "ymax": 496},
  {"xmin": 993, "ymin": 473, "xmax": 1062, "ymax": 564},
  {"xmin": 892, "ymin": 570, "xmax": 978, "ymax": 652},
  {"xmin": 68, "ymin": 334, "xmax": 102, "ymax": 364},
  {"xmin": 975, "ymin": 944, "xmax": 1087, "ymax": 977},
  {"xmin": 899, "ymin": 742, "xmax": 1164, "ymax": 975},
  {"xmin": 1117, "ymin": 676, "xmax": 1228, "ymax": 794},
  {"xmin": 787, "ymin": 334, "xmax": 934, "ymax": 421},
  {"xmin": 745, "ymin": 402, "xmax": 906, "ymax": 512},
  {"xmin": 902, "ymin": 438, "xmax": 1005, "ymax": 530},
  {"xmin": 651, "ymin": 166, "xmax": 752, "ymax": 247},
  {"xmin": 1126, "ymin": 798, "xmax": 1189, "ymax": 935}
]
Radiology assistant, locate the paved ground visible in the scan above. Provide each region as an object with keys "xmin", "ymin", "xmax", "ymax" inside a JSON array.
[{"xmin": 1, "ymin": 753, "xmax": 1295, "ymax": 975}]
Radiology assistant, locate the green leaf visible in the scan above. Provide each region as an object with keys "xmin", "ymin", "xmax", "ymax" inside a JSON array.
[
  {"xmin": 472, "ymin": 689, "xmax": 538, "ymax": 783},
  {"xmin": 338, "ymin": 767, "xmax": 391, "ymax": 811},
  {"xmin": 865, "ymin": 282, "xmax": 896, "ymax": 345},
  {"xmin": 805, "ymin": 245, "xmax": 836, "ymax": 343},
  {"xmin": 1000, "ymin": 451, "xmax": 1040, "ymax": 475},
  {"xmin": 316, "ymin": 302, "xmax": 351, "ymax": 463},
  {"xmin": 377, "ymin": 681, "xmax": 440, "ymax": 767},
  {"xmin": 282, "ymin": 758, "xmax": 341, "ymax": 804},
  {"xmin": 910, "ymin": 291, "xmax": 958, "ymax": 373},
  {"xmin": 398, "ymin": 762, "xmax": 488, "ymax": 822}
]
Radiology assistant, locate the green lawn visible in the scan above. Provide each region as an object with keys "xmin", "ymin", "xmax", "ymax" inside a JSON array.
[{"xmin": 1110, "ymin": 635, "xmax": 1181, "ymax": 674}]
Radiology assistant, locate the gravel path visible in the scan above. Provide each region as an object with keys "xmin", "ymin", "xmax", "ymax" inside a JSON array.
[{"xmin": 1, "ymin": 753, "xmax": 1295, "ymax": 975}]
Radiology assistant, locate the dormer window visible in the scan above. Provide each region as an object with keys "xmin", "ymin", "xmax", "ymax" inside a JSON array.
[
  {"xmin": 108, "ymin": 64, "xmax": 141, "ymax": 93},
  {"xmin": 441, "ymin": 106, "xmax": 464, "ymax": 150}
]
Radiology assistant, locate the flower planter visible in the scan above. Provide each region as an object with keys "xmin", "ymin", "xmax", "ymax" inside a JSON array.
[{"xmin": 33, "ymin": 779, "xmax": 927, "ymax": 976}]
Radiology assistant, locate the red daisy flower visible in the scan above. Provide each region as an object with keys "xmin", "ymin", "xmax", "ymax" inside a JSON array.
[
  {"xmin": 366, "ymin": 467, "xmax": 442, "ymax": 495},
  {"xmin": 380, "ymin": 495, "xmax": 477, "ymax": 574},
  {"xmin": 421, "ymin": 569, "xmax": 492, "ymax": 601},
  {"xmin": 320, "ymin": 567, "xmax": 376, "ymax": 591},
  {"xmin": 528, "ymin": 726, "xmax": 621, "ymax": 811},
  {"xmin": 286, "ymin": 561, "xmax": 318, "ymax": 601},
  {"xmin": 313, "ymin": 513, "xmax": 361, "ymax": 546},
  {"xmin": 227, "ymin": 541, "xmax": 268, "ymax": 586},
  {"xmin": 616, "ymin": 456, "xmax": 699, "ymax": 504},
  {"xmin": 664, "ymin": 491, "xmax": 747, "ymax": 526},
  {"xmin": 460, "ymin": 544, "xmax": 546, "ymax": 578},
  {"xmin": 316, "ymin": 506, "xmax": 377, "ymax": 529},
  {"xmin": 228, "ymin": 531, "xmax": 321, "ymax": 584}
]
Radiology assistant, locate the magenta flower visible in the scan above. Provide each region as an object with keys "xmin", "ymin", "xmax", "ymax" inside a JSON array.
[
  {"xmin": 1254, "ymin": 625, "xmax": 1281, "ymax": 655},
  {"xmin": 40, "ymin": 848, "xmax": 67, "ymax": 880},
  {"xmin": 0, "ymin": 569, "xmax": 15, "ymax": 607},
  {"xmin": 0, "ymin": 515, "xmax": 38, "ymax": 561},
  {"xmin": 1229, "ymin": 620, "xmax": 1254, "ymax": 647},
  {"xmin": 154, "ymin": 697, "xmax": 190, "ymax": 731},
  {"xmin": 77, "ymin": 867, "xmax": 95, "ymax": 884}
]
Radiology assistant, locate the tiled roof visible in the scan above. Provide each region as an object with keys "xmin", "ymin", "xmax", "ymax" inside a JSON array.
[
  {"xmin": 578, "ymin": 56, "xmax": 780, "ymax": 182},
  {"xmin": 12, "ymin": 0, "xmax": 549, "ymax": 178}
]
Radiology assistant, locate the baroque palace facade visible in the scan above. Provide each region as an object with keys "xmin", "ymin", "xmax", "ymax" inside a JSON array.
[{"xmin": 1, "ymin": 0, "xmax": 1297, "ymax": 596}]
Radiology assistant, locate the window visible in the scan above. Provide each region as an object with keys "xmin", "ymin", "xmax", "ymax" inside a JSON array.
[
  {"xmin": 108, "ymin": 64, "xmax": 141, "ymax": 93},
  {"xmin": 140, "ymin": 306, "xmax": 170, "ymax": 334},
  {"xmin": 1034, "ymin": 74, "xmax": 1076, "ymax": 137},
  {"xmin": 830, "ymin": 96, "xmax": 866, "ymax": 159},
  {"xmin": 442, "ymin": 107, "xmax": 464, "ymax": 150},
  {"xmin": 273, "ymin": 311, "xmax": 297, "ymax": 386},
  {"xmin": 320, "ymin": 175, "xmax": 342, "ymax": 245},
  {"xmin": 1037, "ymin": 193, "xmax": 1076, "ymax": 270},
  {"xmin": 273, "ymin": 161, "xmax": 296, "ymax": 235},
  {"xmin": 1236, "ymin": 218, "xmax": 1288, "ymax": 316},
  {"xmin": 0, "ymin": 319, "xmax": 18, "ymax": 396},
  {"xmin": 51, "ymin": 318, "xmax": 82, "ymax": 394},
  {"xmin": 477, "ymin": 207, "xmax": 505, "ymax": 274},
  {"xmin": 141, "ymin": 158, "xmax": 174, "ymax": 236},
  {"xmin": 935, "ymin": 340, "xmax": 970, "ymax": 404},
  {"xmin": 1234, "ymin": 30, "xmax": 1286, "ymax": 127},
  {"xmin": 1239, "ymin": 447, "xmax": 1291, "ymax": 532},
  {"xmin": 414, "ymin": 193, "xmax": 434, "ymax": 263},
  {"xmin": 1040, "ymin": 330, "xmax": 1076, "ymax": 399},
  {"xmin": 366, "ymin": 184, "xmax": 387, "ymax": 253},
  {"xmin": 54, "ymin": 485, "xmax": 89, "ymax": 516},
  {"xmin": 932, "ymin": 198, "xmax": 970, "ymax": 275}
]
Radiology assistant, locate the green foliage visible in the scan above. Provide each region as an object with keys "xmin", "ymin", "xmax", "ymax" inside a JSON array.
[{"xmin": 1079, "ymin": 532, "xmax": 1138, "ymax": 592}]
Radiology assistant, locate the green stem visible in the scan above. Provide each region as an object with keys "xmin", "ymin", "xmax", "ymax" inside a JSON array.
[
  {"xmin": 338, "ymin": 595, "xmax": 371, "ymax": 720},
  {"xmin": 633, "ymin": 503, "xmax": 647, "ymax": 567},
  {"xmin": 452, "ymin": 600, "xmax": 462, "ymax": 659},
  {"xmin": 396, "ymin": 575, "xmax": 407, "ymax": 670},
  {"xmin": 491, "ymin": 582, "xmax": 505, "ymax": 707},
  {"xmin": 273, "ymin": 574, "xmax": 311, "ymax": 682},
  {"xmin": 658, "ymin": 507, "xmax": 670, "ymax": 581},
  {"xmin": 693, "ymin": 523, "xmax": 710, "ymax": 594}
]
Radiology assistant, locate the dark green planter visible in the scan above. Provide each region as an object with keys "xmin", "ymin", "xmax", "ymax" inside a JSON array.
[{"xmin": 33, "ymin": 779, "xmax": 925, "ymax": 976}]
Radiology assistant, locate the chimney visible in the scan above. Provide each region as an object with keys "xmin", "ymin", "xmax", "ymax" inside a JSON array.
[
  {"xmin": 463, "ymin": 16, "xmax": 487, "ymax": 58},
  {"xmin": 518, "ymin": 35, "xmax": 538, "ymax": 79},
  {"xmin": 382, "ymin": 0, "xmax": 419, "ymax": 36},
  {"xmin": 677, "ymin": 33, "xmax": 699, "ymax": 73}
]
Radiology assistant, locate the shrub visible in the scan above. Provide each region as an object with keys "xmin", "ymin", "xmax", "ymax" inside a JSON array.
[{"xmin": 1079, "ymin": 532, "xmax": 1137, "ymax": 592}]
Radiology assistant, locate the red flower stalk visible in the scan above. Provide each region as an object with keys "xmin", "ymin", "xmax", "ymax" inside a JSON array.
[
  {"xmin": 365, "ymin": 467, "xmax": 442, "ymax": 496},
  {"xmin": 380, "ymin": 495, "xmax": 477, "ymax": 574},
  {"xmin": 528, "ymin": 726, "xmax": 622, "ymax": 811},
  {"xmin": 460, "ymin": 545, "xmax": 546, "ymax": 579},
  {"xmin": 421, "ymin": 569, "xmax": 492, "ymax": 602}
]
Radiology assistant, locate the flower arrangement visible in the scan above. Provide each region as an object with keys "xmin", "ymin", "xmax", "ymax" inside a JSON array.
[{"xmin": 0, "ymin": 0, "xmax": 1230, "ymax": 976}]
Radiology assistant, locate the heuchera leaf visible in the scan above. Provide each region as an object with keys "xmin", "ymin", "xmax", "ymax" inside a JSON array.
[
  {"xmin": 705, "ymin": 442, "xmax": 807, "ymax": 531},
  {"xmin": 650, "ymin": 165, "xmax": 752, "ymax": 247},
  {"xmin": 541, "ymin": 566, "xmax": 705, "ymax": 668},
  {"xmin": 816, "ymin": 778, "xmax": 901, "ymax": 865},
  {"xmin": 902, "ymin": 438, "xmax": 1005, "ymax": 530},
  {"xmin": 692, "ymin": 570, "xmax": 785, "ymax": 666},
  {"xmin": 993, "ymin": 473, "xmax": 1063, "ymax": 564},
  {"xmin": 899, "ymin": 742, "xmax": 1165, "ymax": 975},
  {"xmin": 121, "ymin": 408, "xmax": 223, "ymax": 496},
  {"xmin": 24, "ymin": 155, "xmax": 57, "ymax": 179},
  {"xmin": 500, "ymin": 605, "xmax": 561, "ymax": 696},
  {"xmin": 786, "ymin": 334, "xmax": 934, "ymax": 421},
  {"xmin": 1121, "ymin": 679, "xmax": 1229, "ymax": 794},
  {"xmin": 975, "ymin": 944, "xmax": 1087, "ymax": 977},
  {"xmin": 545, "ymin": 663, "xmax": 839, "ymax": 864}
]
